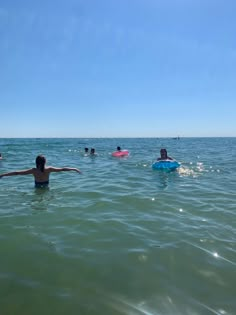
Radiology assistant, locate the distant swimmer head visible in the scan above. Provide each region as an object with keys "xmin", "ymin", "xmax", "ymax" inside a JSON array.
[
  {"xmin": 160, "ymin": 148, "xmax": 167, "ymax": 158},
  {"xmin": 84, "ymin": 147, "xmax": 89, "ymax": 153},
  {"xmin": 90, "ymin": 148, "xmax": 95, "ymax": 154},
  {"xmin": 36, "ymin": 155, "xmax": 46, "ymax": 172},
  {"xmin": 117, "ymin": 146, "xmax": 121, "ymax": 151}
]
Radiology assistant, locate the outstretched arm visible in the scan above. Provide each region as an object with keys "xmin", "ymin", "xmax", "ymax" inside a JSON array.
[
  {"xmin": 48, "ymin": 167, "xmax": 82, "ymax": 174},
  {"xmin": 0, "ymin": 169, "xmax": 34, "ymax": 178}
]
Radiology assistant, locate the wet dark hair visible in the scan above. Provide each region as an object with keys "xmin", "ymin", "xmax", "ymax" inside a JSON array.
[
  {"xmin": 85, "ymin": 147, "xmax": 89, "ymax": 152},
  {"xmin": 36, "ymin": 155, "xmax": 46, "ymax": 172},
  {"xmin": 117, "ymin": 146, "xmax": 121, "ymax": 151}
]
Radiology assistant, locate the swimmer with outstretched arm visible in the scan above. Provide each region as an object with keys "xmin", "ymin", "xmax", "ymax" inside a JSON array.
[{"xmin": 0, "ymin": 155, "xmax": 82, "ymax": 188}]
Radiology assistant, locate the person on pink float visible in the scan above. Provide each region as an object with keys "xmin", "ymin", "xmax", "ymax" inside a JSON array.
[{"xmin": 112, "ymin": 146, "xmax": 129, "ymax": 157}]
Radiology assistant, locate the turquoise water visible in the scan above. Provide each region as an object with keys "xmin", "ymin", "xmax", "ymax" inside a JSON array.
[{"xmin": 0, "ymin": 138, "xmax": 235, "ymax": 315}]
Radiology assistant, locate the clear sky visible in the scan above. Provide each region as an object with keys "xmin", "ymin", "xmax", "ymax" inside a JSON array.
[{"xmin": 1, "ymin": 0, "xmax": 235, "ymax": 137}]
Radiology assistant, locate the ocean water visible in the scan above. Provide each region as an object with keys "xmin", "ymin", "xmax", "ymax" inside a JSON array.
[{"xmin": 0, "ymin": 137, "xmax": 235, "ymax": 315}]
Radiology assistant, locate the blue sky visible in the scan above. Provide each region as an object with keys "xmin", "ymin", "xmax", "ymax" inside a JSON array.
[{"xmin": 0, "ymin": 0, "xmax": 235, "ymax": 137}]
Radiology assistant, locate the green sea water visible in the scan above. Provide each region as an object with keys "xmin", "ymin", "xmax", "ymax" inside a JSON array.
[{"xmin": 0, "ymin": 137, "xmax": 235, "ymax": 315}]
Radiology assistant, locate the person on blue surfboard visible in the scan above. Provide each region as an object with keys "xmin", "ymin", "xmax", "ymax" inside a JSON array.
[{"xmin": 157, "ymin": 148, "xmax": 174, "ymax": 161}]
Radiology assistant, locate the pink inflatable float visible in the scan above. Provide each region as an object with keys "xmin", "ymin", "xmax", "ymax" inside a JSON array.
[{"xmin": 112, "ymin": 150, "xmax": 129, "ymax": 157}]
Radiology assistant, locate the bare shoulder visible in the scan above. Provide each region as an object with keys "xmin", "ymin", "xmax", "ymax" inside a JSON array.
[
  {"xmin": 27, "ymin": 167, "xmax": 35, "ymax": 172},
  {"xmin": 46, "ymin": 166, "xmax": 60, "ymax": 172},
  {"xmin": 45, "ymin": 166, "xmax": 54, "ymax": 171},
  {"xmin": 18, "ymin": 167, "xmax": 35, "ymax": 175}
]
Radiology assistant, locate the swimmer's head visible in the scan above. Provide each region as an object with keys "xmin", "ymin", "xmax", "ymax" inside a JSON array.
[
  {"xmin": 36, "ymin": 155, "xmax": 46, "ymax": 172},
  {"xmin": 117, "ymin": 146, "xmax": 121, "ymax": 151},
  {"xmin": 160, "ymin": 148, "xmax": 167, "ymax": 158}
]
